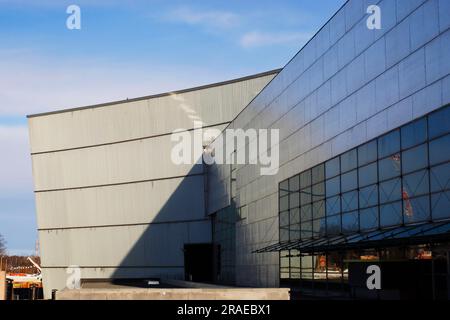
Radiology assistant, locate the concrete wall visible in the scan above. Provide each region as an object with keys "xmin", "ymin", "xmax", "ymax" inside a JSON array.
[
  {"xmin": 28, "ymin": 71, "xmax": 278, "ymax": 299},
  {"xmin": 207, "ymin": 0, "xmax": 450, "ymax": 288}
]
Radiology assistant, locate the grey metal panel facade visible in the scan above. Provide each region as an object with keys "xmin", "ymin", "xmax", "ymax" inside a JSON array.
[
  {"xmin": 28, "ymin": 72, "xmax": 277, "ymax": 298},
  {"xmin": 207, "ymin": 0, "xmax": 450, "ymax": 288}
]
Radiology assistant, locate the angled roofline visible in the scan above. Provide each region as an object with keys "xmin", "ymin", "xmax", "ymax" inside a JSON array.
[{"xmin": 27, "ymin": 68, "xmax": 282, "ymax": 118}]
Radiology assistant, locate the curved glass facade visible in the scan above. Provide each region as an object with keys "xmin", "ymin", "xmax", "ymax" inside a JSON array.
[{"xmin": 279, "ymin": 105, "xmax": 450, "ymax": 290}]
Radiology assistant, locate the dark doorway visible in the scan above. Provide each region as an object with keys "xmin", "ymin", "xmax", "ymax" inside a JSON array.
[{"xmin": 184, "ymin": 243, "xmax": 214, "ymax": 283}]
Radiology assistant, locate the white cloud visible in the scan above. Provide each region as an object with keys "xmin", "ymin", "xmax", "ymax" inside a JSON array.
[
  {"xmin": 168, "ymin": 7, "xmax": 239, "ymax": 29},
  {"xmin": 0, "ymin": 51, "xmax": 220, "ymax": 117},
  {"xmin": 239, "ymin": 31, "xmax": 312, "ymax": 48}
]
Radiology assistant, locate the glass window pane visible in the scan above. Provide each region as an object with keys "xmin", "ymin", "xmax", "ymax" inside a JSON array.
[
  {"xmin": 326, "ymin": 176, "xmax": 340, "ymax": 197},
  {"xmin": 341, "ymin": 170, "xmax": 357, "ymax": 192},
  {"xmin": 429, "ymin": 106, "xmax": 450, "ymax": 139},
  {"xmin": 301, "ymin": 221, "xmax": 313, "ymax": 239},
  {"xmin": 380, "ymin": 201, "xmax": 402, "ymax": 227},
  {"xmin": 300, "ymin": 170, "xmax": 312, "ymax": 189},
  {"xmin": 280, "ymin": 195, "xmax": 289, "ymax": 211},
  {"xmin": 358, "ymin": 140, "xmax": 377, "ymax": 166},
  {"xmin": 429, "ymin": 134, "xmax": 450, "ymax": 166},
  {"xmin": 280, "ymin": 227, "xmax": 289, "ymax": 242},
  {"xmin": 280, "ymin": 180, "xmax": 289, "ymax": 196},
  {"xmin": 379, "ymin": 178, "xmax": 402, "ymax": 203},
  {"xmin": 402, "ymin": 143, "xmax": 428, "ymax": 174},
  {"xmin": 359, "ymin": 162, "xmax": 378, "ymax": 187},
  {"xmin": 290, "ymin": 251, "xmax": 300, "ymax": 272},
  {"xmin": 301, "ymin": 255, "xmax": 314, "ymax": 279},
  {"xmin": 312, "ymin": 200, "xmax": 325, "ymax": 219},
  {"xmin": 280, "ymin": 210, "xmax": 289, "ymax": 227},
  {"xmin": 300, "ymin": 187, "xmax": 312, "ymax": 205},
  {"xmin": 342, "ymin": 191, "xmax": 358, "ymax": 212},
  {"xmin": 378, "ymin": 130, "xmax": 400, "ymax": 158},
  {"xmin": 341, "ymin": 149, "xmax": 357, "ymax": 173},
  {"xmin": 401, "ymin": 117, "xmax": 427, "ymax": 150},
  {"xmin": 342, "ymin": 211, "xmax": 359, "ymax": 234},
  {"xmin": 312, "ymin": 164, "xmax": 325, "ymax": 184},
  {"xmin": 327, "ymin": 215, "xmax": 341, "ymax": 235},
  {"xmin": 301, "ymin": 204, "xmax": 312, "ymax": 222},
  {"xmin": 326, "ymin": 196, "xmax": 341, "ymax": 216},
  {"xmin": 289, "ymin": 175, "xmax": 300, "ymax": 191},
  {"xmin": 430, "ymin": 162, "xmax": 450, "ymax": 193},
  {"xmin": 359, "ymin": 184, "xmax": 378, "ymax": 208},
  {"xmin": 290, "ymin": 224, "xmax": 301, "ymax": 241},
  {"xmin": 326, "ymin": 157, "xmax": 340, "ymax": 179},
  {"xmin": 360, "ymin": 207, "xmax": 379, "ymax": 231},
  {"xmin": 404, "ymin": 195, "xmax": 430, "ymax": 224},
  {"xmin": 432, "ymin": 191, "xmax": 450, "ymax": 220},
  {"xmin": 313, "ymin": 218, "xmax": 326, "ymax": 238},
  {"xmin": 403, "ymin": 170, "xmax": 429, "ymax": 198},
  {"xmin": 290, "ymin": 208, "xmax": 300, "ymax": 224},
  {"xmin": 379, "ymin": 153, "xmax": 401, "ymax": 181},
  {"xmin": 280, "ymin": 272, "xmax": 290, "ymax": 279},
  {"xmin": 289, "ymin": 192, "xmax": 300, "ymax": 209},
  {"xmin": 312, "ymin": 182, "xmax": 325, "ymax": 202}
]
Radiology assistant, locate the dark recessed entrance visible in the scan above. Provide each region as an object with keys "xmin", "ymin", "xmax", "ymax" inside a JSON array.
[{"xmin": 184, "ymin": 243, "xmax": 214, "ymax": 283}]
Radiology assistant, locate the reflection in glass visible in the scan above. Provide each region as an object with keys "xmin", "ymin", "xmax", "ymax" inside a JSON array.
[
  {"xmin": 430, "ymin": 162, "xmax": 450, "ymax": 192},
  {"xmin": 289, "ymin": 191, "xmax": 300, "ymax": 209},
  {"xmin": 300, "ymin": 187, "xmax": 312, "ymax": 205},
  {"xmin": 312, "ymin": 182, "xmax": 325, "ymax": 202},
  {"xmin": 326, "ymin": 196, "xmax": 341, "ymax": 216},
  {"xmin": 359, "ymin": 184, "xmax": 378, "ymax": 208},
  {"xmin": 280, "ymin": 180, "xmax": 289, "ymax": 196},
  {"xmin": 326, "ymin": 176, "xmax": 340, "ymax": 197},
  {"xmin": 431, "ymin": 191, "xmax": 450, "ymax": 220},
  {"xmin": 379, "ymin": 153, "xmax": 401, "ymax": 181},
  {"xmin": 360, "ymin": 207, "xmax": 378, "ymax": 230},
  {"xmin": 290, "ymin": 208, "xmax": 300, "ymax": 224},
  {"xmin": 402, "ymin": 170, "xmax": 429, "ymax": 198},
  {"xmin": 327, "ymin": 215, "xmax": 341, "ymax": 235},
  {"xmin": 358, "ymin": 140, "xmax": 377, "ymax": 166},
  {"xmin": 342, "ymin": 211, "xmax": 359, "ymax": 233},
  {"xmin": 312, "ymin": 164, "xmax": 325, "ymax": 184},
  {"xmin": 289, "ymin": 175, "xmax": 300, "ymax": 191},
  {"xmin": 378, "ymin": 130, "xmax": 400, "ymax": 158},
  {"xmin": 300, "ymin": 170, "xmax": 312, "ymax": 189},
  {"xmin": 341, "ymin": 170, "xmax": 357, "ymax": 192},
  {"xmin": 429, "ymin": 134, "xmax": 450, "ymax": 166},
  {"xmin": 342, "ymin": 191, "xmax": 358, "ymax": 212},
  {"xmin": 280, "ymin": 195, "xmax": 289, "ymax": 211},
  {"xmin": 380, "ymin": 178, "xmax": 401, "ymax": 203},
  {"xmin": 341, "ymin": 149, "xmax": 357, "ymax": 173},
  {"xmin": 326, "ymin": 157, "xmax": 340, "ymax": 179},
  {"xmin": 380, "ymin": 201, "xmax": 402, "ymax": 227},
  {"xmin": 280, "ymin": 210, "xmax": 289, "ymax": 227},
  {"xmin": 404, "ymin": 195, "xmax": 430, "ymax": 223},
  {"xmin": 312, "ymin": 200, "xmax": 325, "ymax": 219},
  {"xmin": 428, "ymin": 106, "xmax": 450, "ymax": 139},
  {"xmin": 358, "ymin": 162, "xmax": 378, "ymax": 187},
  {"xmin": 402, "ymin": 143, "xmax": 428, "ymax": 174},
  {"xmin": 402, "ymin": 118, "xmax": 427, "ymax": 150},
  {"xmin": 301, "ymin": 204, "xmax": 312, "ymax": 222}
]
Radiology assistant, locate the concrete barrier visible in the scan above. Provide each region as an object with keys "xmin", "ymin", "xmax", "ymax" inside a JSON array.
[{"xmin": 56, "ymin": 287, "xmax": 290, "ymax": 300}]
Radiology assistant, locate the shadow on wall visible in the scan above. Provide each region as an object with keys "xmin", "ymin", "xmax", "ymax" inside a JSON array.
[{"xmin": 107, "ymin": 158, "xmax": 219, "ymax": 286}]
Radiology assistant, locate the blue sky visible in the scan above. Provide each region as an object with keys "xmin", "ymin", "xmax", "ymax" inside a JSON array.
[{"xmin": 0, "ymin": 0, "xmax": 345, "ymax": 255}]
